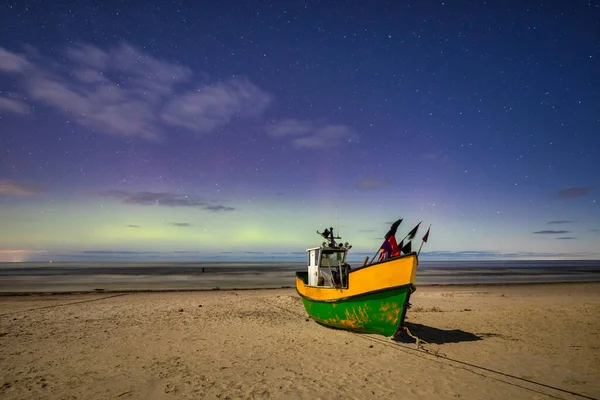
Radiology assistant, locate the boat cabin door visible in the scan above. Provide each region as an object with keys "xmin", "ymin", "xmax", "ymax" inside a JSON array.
[{"xmin": 308, "ymin": 248, "xmax": 319, "ymax": 286}]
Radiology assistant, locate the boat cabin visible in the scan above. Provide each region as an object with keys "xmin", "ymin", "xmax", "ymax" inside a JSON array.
[{"xmin": 306, "ymin": 239, "xmax": 352, "ymax": 288}]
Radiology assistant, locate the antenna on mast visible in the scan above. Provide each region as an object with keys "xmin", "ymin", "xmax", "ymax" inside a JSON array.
[{"xmin": 336, "ymin": 206, "xmax": 339, "ymax": 238}]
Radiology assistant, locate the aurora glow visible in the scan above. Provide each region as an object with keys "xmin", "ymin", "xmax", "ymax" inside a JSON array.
[{"xmin": 0, "ymin": 1, "xmax": 599, "ymax": 261}]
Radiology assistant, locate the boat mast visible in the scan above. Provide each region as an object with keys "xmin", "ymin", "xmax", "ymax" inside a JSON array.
[{"xmin": 336, "ymin": 206, "xmax": 339, "ymax": 239}]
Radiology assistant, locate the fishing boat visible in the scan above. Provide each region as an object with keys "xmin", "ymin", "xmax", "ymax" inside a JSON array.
[{"xmin": 295, "ymin": 223, "xmax": 424, "ymax": 337}]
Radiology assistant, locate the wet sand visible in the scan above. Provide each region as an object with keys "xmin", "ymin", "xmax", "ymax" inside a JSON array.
[{"xmin": 1, "ymin": 282, "xmax": 599, "ymax": 399}]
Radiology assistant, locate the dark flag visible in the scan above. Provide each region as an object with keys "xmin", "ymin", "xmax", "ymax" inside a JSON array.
[
  {"xmin": 422, "ymin": 226, "xmax": 431, "ymax": 243},
  {"xmin": 407, "ymin": 222, "xmax": 421, "ymax": 240},
  {"xmin": 385, "ymin": 219, "xmax": 402, "ymax": 240},
  {"xmin": 417, "ymin": 224, "xmax": 432, "ymax": 256},
  {"xmin": 401, "ymin": 240, "xmax": 412, "ymax": 254},
  {"xmin": 378, "ymin": 218, "xmax": 403, "ymax": 261}
]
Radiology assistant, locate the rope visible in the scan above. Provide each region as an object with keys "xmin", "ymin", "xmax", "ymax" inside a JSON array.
[
  {"xmin": 0, "ymin": 293, "xmax": 129, "ymax": 317},
  {"xmin": 369, "ymin": 332, "xmax": 597, "ymax": 400}
]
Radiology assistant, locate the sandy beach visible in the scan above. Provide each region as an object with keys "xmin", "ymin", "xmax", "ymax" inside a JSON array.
[{"xmin": 1, "ymin": 282, "xmax": 598, "ymax": 399}]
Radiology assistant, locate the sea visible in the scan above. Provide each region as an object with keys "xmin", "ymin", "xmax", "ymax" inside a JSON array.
[{"xmin": 1, "ymin": 259, "xmax": 599, "ymax": 293}]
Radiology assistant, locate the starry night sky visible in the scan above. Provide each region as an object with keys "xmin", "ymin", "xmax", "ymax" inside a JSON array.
[{"xmin": 0, "ymin": 1, "xmax": 599, "ymax": 262}]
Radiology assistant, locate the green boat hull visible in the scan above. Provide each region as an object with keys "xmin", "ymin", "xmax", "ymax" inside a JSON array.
[{"xmin": 299, "ymin": 285, "xmax": 414, "ymax": 337}]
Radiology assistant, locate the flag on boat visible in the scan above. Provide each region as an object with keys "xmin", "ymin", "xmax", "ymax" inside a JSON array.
[
  {"xmin": 417, "ymin": 225, "xmax": 432, "ymax": 256},
  {"xmin": 406, "ymin": 222, "xmax": 421, "ymax": 240},
  {"xmin": 401, "ymin": 240, "xmax": 412, "ymax": 254},
  {"xmin": 422, "ymin": 226, "xmax": 431, "ymax": 243},
  {"xmin": 378, "ymin": 219, "xmax": 402, "ymax": 261},
  {"xmin": 385, "ymin": 219, "xmax": 402, "ymax": 239},
  {"xmin": 398, "ymin": 222, "xmax": 421, "ymax": 254}
]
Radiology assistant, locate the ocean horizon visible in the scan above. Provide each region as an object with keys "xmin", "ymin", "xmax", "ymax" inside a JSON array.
[{"xmin": 1, "ymin": 259, "xmax": 599, "ymax": 293}]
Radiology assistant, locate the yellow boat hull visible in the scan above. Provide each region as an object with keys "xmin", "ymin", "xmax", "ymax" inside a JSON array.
[{"xmin": 296, "ymin": 252, "xmax": 418, "ymax": 301}]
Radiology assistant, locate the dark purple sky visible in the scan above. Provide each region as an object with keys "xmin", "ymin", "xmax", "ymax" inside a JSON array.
[{"xmin": 0, "ymin": 1, "xmax": 598, "ymax": 261}]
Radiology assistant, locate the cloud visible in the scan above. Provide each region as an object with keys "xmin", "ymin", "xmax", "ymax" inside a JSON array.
[
  {"xmin": 0, "ymin": 97, "xmax": 29, "ymax": 114},
  {"xmin": 100, "ymin": 190, "xmax": 207, "ymax": 207},
  {"xmin": 204, "ymin": 205, "xmax": 235, "ymax": 212},
  {"xmin": 127, "ymin": 225, "xmax": 140, "ymax": 228},
  {"xmin": 356, "ymin": 178, "xmax": 389, "ymax": 191},
  {"xmin": 533, "ymin": 230, "xmax": 569, "ymax": 234},
  {"xmin": 0, "ymin": 47, "xmax": 30, "ymax": 72},
  {"xmin": 556, "ymin": 237, "xmax": 576, "ymax": 240},
  {"xmin": 358, "ymin": 229, "xmax": 377, "ymax": 233},
  {"xmin": 548, "ymin": 220, "xmax": 574, "ymax": 224},
  {"xmin": 172, "ymin": 222, "xmax": 192, "ymax": 227},
  {"xmin": 423, "ymin": 250, "xmax": 592, "ymax": 258},
  {"xmin": 266, "ymin": 118, "xmax": 358, "ymax": 148},
  {"xmin": 589, "ymin": 229, "xmax": 599, "ymax": 233},
  {"xmin": 556, "ymin": 187, "xmax": 591, "ymax": 198},
  {"xmin": 421, "ymin": 153, "xmax": 440, "ymax": 160},
  {"xmin": 99, "ymin": 190, "xmax": 234, "ymax": 212},
  {"xmin": 161, "ymin": 78, "xmax": 271, "ymax": 133},
  {"xmin": 0, "ymin": 179, "xmax": 46, "ymax": 195},
  {"xmin": 83, "ymin": 250, "xmax": 159, "ymax": 255},
  {"xmin": 0, "ymin": 43, "xmax": 270, "ymax": 140}
]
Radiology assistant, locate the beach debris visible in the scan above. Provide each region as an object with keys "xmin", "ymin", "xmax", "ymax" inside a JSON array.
[
  {"xmin": 178, "ymin": 308, "xmax": 184, "ymax": 312},
  {"xmin": 163, "ymin": 382, "xmax": 175, "ymax": 393}
]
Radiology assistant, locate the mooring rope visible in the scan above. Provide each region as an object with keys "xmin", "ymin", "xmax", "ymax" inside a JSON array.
[
  {"xmin": 0, "ymin": 293, "xmax": 129, "ymax": 317},
  {"xmin": 366, "ymin": 330, "xmax": 598, "ymax": 400}
]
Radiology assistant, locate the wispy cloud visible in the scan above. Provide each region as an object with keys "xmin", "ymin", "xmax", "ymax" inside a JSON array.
[
  {"xmin": 100, "ymin": 190, "xmax": 206, "ymax": 207},
  {"xmin": 172, "ymin": 222, "xmax": 192, "ymax": 227},
  {"xmin": 556, "ymin": 237, "xmax": 576, "ymax": 240},
  {"xmin": 421, "ymin": 152, "xmax": 443, "ymax": 160},
  {"xmin": 556, "ymin": 187, "xmax": 591, "ymax": 198},
  {"xmin": 423, "ymin": 250, "xmax": 592, "ymax": 258},
  {"xmin": 266, "ymin": 118, "xmax": 358, "ymax": 148},
  {"xmin": 127, "ymin": 225, "xmax": 140, "ymax": 228},
  {"xmin": 0, "ymin": 96, "xmax": 29, "ymax": 114},
  {"xmin": 99, "ymin": 190, "xmax": 235, "ymax": 212},
  {"xmin": 204, "ymin": 205, "xmax": 235, "ymax": 212},
  {"xmin": 356, "ymin": 178, "xmax": 389, "ymax": 191},
  {"xmin": 161, "ymin": 78, "xmax": 271, "ymax": 133},
  {"xmin": 82, "ymin": 250, "xmax": 157, "ymax": 255},
  {"xmin": 548, "ymin": 220, "xmax": 574, "ymax": 224},
  {"xmin": 0, "ymin": 47, "xmax": 30, "ymax": 72},
  {"xmin": 0, "ymin": 43, "xmax": 270, "ymax": 140},
  {"xmin": 533, "ymin": 230, "xmax": 569, "ymax": 234},
  {"xmin": 0, "ymin": 179, "xmax": 46, "ymax": 195}
]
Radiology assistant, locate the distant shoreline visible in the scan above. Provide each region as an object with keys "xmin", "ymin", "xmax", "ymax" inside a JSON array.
[
  {"xmin": 2, "ymin": 260, "xmax": 599, "ymax": 293},
  {"xmin": 1, "ymin": 280, "xmax": 598, "ymax": 296}
]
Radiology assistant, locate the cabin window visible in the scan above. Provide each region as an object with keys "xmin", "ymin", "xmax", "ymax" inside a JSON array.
[
  {"xmin": 317, "ymin": 250, "xmax": 349, "ymax": 289},
  {"xmin": 319, "ymin": 250, "xmax": 345, "ymax": 267}
]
